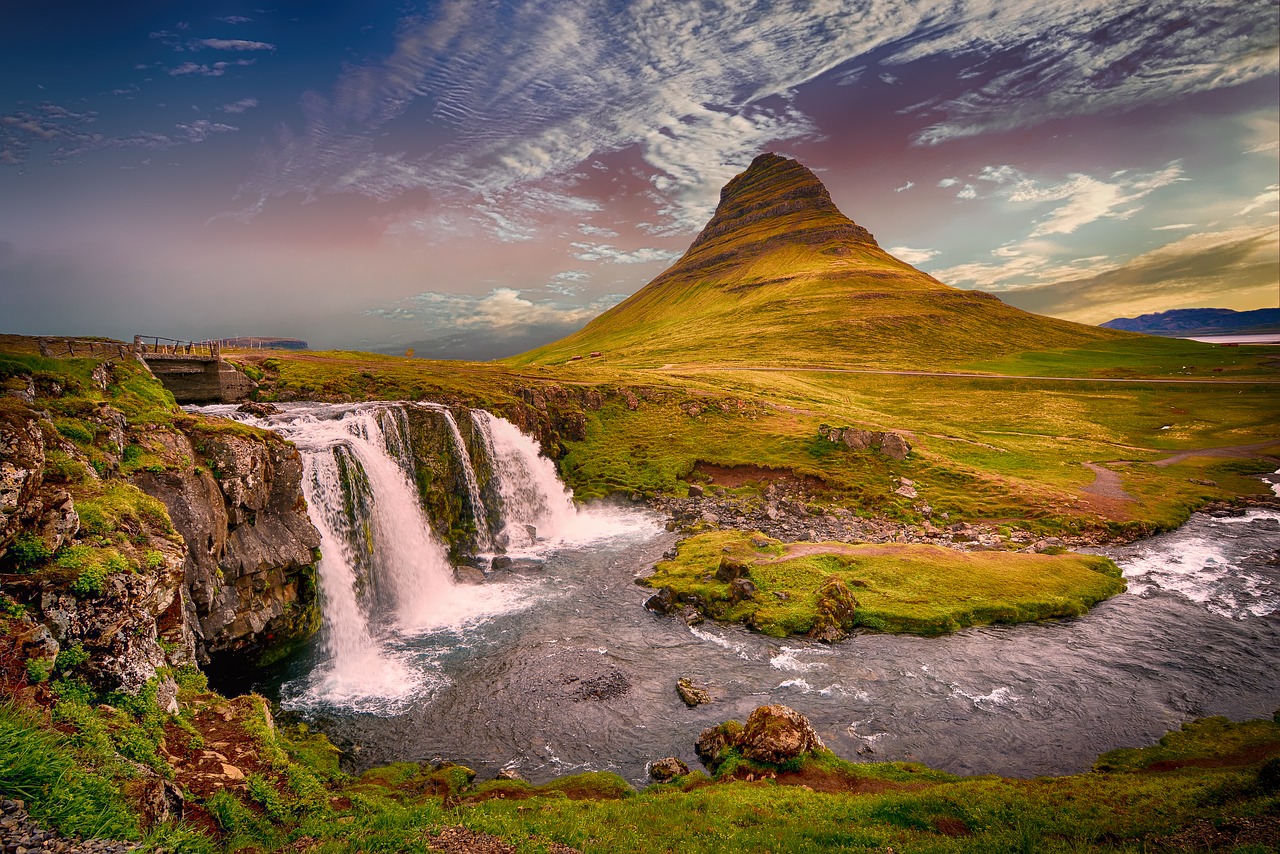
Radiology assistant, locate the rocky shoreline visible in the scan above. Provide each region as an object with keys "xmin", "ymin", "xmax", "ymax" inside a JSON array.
[{"xmin": 648, "ymin": 480, "xmax": 1280, "ymax": 553}]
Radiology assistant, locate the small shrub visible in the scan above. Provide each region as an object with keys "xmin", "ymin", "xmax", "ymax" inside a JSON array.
[
  {"xmin": 53, "ymin": 418, "xmax": 95, "ymax": 445},
  {"xmin": 7, "ymin": 533, "xmax": 51, "ymax": 570},
  {"xmin": 26, "ymin": 657, "xmax": 55, "ymax": 684},
  {"xmin": 54, "ymin": 643, "xmax": 89, "ymax": 673}
]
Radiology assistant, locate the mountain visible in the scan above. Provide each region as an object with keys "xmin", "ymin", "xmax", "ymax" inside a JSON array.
[
  {"xmin": 510, "ymin": 153, "xmax": 1129, "ymax": 368},
  {"xmin": 1101, "ymin": 308, "xmax": 1280, "ymax": 336}
]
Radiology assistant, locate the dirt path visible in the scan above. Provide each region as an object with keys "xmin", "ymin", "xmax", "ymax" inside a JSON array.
[
  {"xmin": 1081, "ymin": 462, "xmax": 1135, "ymax": 502},
  {"xmin": 1151, "ymin": 440, "xmax": 1280, "ymax": 468},
  {"xmin": 661, "ymin": 364, "xmax": 1280, "ymax": 385}
]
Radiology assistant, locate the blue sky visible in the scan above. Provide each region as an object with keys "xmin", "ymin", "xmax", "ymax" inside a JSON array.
[{"xmin": 2, "ymin": 1, "xmax": 1276, "ymax": 357}]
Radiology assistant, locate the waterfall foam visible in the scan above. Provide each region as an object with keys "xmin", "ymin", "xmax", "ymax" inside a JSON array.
[{"xmin": 470, "ymin": 409, "xmax": 654, "ymax": 551}]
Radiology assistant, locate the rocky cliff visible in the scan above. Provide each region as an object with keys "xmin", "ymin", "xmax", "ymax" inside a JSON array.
[{"xmin": 0, "ymin": 350, "xmax": 320, "ymax": 698}]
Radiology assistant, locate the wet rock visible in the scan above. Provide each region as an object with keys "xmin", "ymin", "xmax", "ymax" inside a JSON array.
[
  {"xmin": 644, "ymin": 586, "xmax": 676, "ymax": 614},
  {"xmin": 490, "ymin": 555, "xmax": 514, "ymax": 571},
  {"xmin": 454, "ymin": 566, "xmax": 486, "ymax": 585},
  {"xmin": 649, "ymin": 757, "xmax": 690, "ymax": 782},
  {"xmin": 739, "ymin": 704, "xmax": 826, "ymax": 764},
  {"xmin": 1032, "ymin": 537, "xmax": 1066, "ymax": 553},
  {"xmin": 676, "ymin": 677, "xmax": 711, "ymax": 707},
  {"xmin": 695, "ymin": 720, "xmax": 744, "ymax": 774},
  {"xmin": 678, "ymin": 605, "xmax": 703, "ymax": 626},
  {"xmin": 687, "ymin": 483, "xmax": 704, "ymax": 498},
  {"xmin": 236, "ymin": 401, "xmax": 280, "ymax": 417},
  {"xmin": 807, "ymin": 577, "xmax": 858, "ymax": 643},
  {"xmin": 496, "ymin": 767, "xmax": 524, "ymax": 781}
]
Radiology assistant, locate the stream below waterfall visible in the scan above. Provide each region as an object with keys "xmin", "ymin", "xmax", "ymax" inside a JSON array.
[{"xmin": 197, "ymin": 402, "xmax": 1280, "ymax": 787}]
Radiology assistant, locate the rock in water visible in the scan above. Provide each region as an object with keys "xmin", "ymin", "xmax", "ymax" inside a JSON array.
[
  {"xmin": 739, "ymin": 704, "xmax": 826, "ymax": 764},
  {"xmin": 649, "ymin": 757, "xmax": 690, "ymax": 782},
  {"xmin": 676, "ymin": 677, "xmax": 711, "ymax": 707}
]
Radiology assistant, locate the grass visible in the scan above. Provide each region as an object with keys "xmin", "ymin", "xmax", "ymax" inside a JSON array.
[{"xmin": 642, "ymin": 530, "xmax": 1126, "ymax": 637}]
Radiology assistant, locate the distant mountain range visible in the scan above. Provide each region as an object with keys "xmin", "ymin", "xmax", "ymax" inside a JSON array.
[
  {"xmin": 1101, "ymin": 308, "xmax": 1280, "ymax": 336},
  {"xmin": 219, "ymin": 336, "xmax": 308, "ymax": 350}
]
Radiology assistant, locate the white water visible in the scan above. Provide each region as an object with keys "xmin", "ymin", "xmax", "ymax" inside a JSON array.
[
  {"xmin": 198, "ymin": 401, "xmax": 657, "ymax": 714},
  {"xmin": 1117, "ymin": 508, "xmax": 1280, "ymax": 620},
  {"xmin": 419, "ymin": 404, "xmax": 491, "ymax": 551},
  {"xmin": 470, "ymin": 409, "xmax": 653, "ymax": 552}
]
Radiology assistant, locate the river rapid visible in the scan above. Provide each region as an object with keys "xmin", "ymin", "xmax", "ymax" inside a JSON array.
[{"xmin": 202, "ymin": 403, "xmax": 1280, "ymax": 787}]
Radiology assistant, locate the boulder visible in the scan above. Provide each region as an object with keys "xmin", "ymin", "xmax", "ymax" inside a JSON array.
[
  {"xmin": 453, "ymin": 566, "xmax": 486, "ymax": 585},
  {"xmin": 676, "ymin": 677, "xmax": 711, "ymax": 707},
  {"xmin": 695, "ymin": 720, "xmax": 744, "ymax": 773},
  {"xmin": 644, "ymin": 586, "xmax": 676, "ymax": 614},
  {"xmin": 714, "ymin": 556, "xmax": 749, "ymax": 582},
  {"xmin": 739, "ymin": 704, "xmax": 826, "ymax": 764},
  {"xmin": 687, "ymin": 483, "xmax": 704, "ymax": 498},
  {"xmin": 807, "ymin": 580, "xmax": 857, "ymax": 641},
  {"xmin": 649, "ymin": 757, "xmax": 690, "ymax": 782},
  {"xmin": 880, "ymin": 432, "xmax": 911, "ymax": 460},
  {"xmin": 728, "ymin": 577, "xmax": 757, "ymax": 604},
  {"xmin": 490, "ymin": 555, "xmax": 514, "ymax": 571}
]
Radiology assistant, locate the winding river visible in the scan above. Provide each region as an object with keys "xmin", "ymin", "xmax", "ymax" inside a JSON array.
[{"xmin": 205, "ymin": 404, "xmax": 1280, "ymax": 787}]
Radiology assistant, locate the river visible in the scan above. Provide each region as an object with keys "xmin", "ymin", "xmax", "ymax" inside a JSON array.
[{"xmin": 200, "ymin": 403, "xmax": 1280, "ymax": 786}]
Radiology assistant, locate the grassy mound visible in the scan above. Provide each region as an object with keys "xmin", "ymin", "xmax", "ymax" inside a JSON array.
[{"xmin": 642, "ymin": 531, "xmax": 1126, "ymax": 637}]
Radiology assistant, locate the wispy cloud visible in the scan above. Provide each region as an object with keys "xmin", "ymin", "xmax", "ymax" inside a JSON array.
[
  {"xmin": 888, "ymin": 245, "xmax": 939, "ymax": 265},
  {"xmin": 894, "ymin": 181, "xmax": 914, "ymax": 192},
  {"xmin": 168, "ymin": 59, "xmax": 256, "ymax": 77},
  {"xmin": 1001, "ymin": 224, "xmax": 1280, "ymax": 323},
  {"xmin": 191, "ymin": 38, "xmax": 275, "ymax": 52},
  {"xmin": 215, "ymin": 16, "xmax": 253, "ymax": 25},
  {"xmin": 220, "ymin": 97, "xmax": 259, "ymax": 113},
  {"xmin": 175, "ymin": 120, "xmax": 237, "ymax": 143},
  {"xmin": 365, "ymin": 287, "xmax": 624, "ymax": 331},
  {"xmin": 569, "ymin": 243, "xmax": 679, "ymax": 264}
]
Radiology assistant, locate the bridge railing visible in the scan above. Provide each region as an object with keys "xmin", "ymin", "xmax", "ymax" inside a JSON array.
[
  {"xmin": 131, "ymin": 336, "xmax": 221, "ymax": 358},
  {"xmin": 36, "ymin": 337, "xmax": 133, "ymax": 359}
]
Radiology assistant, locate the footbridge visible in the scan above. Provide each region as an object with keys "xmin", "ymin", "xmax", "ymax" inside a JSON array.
[{"xmin": 130, "ymin": 336, "xmax": 255, "ymax": 403}]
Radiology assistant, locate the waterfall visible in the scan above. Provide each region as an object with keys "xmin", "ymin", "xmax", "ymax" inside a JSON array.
[
  {"xmin": 197, "ymin": 400, "xmax": 652, "ymax": 712},
  {"xmin": 419, "ymin": 404, "xmax": 491, "ymax": 551},
  {"xmin": 470, "ymin": 409, "xmax": 578, "ymax": 549}
]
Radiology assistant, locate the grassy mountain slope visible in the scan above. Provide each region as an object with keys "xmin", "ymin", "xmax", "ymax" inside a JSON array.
[{"xmin": 510, "ymin": 153, "xmax": 1131, "ymax": 369}]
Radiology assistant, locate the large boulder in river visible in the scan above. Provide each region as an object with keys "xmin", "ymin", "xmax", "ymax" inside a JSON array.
[{"xmin": 739, "ymin": 704, "xmax": 826, "ymax": 764}]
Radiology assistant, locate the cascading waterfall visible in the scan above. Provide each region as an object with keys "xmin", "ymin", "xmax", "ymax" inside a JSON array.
[
  {"xmin": 419, "ymin": 404, "xmax": 491, "ymax": 551},
  {"xmin": 470, "ymin": 409, "xmax": 578, "ymax": 549},
  {"xmin": 197, "ymin": 400, "xmax": 654, "ymax": 713}
]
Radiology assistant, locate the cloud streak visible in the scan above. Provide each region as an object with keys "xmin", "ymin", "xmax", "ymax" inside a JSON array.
[{"xmin": 235, "ymin": 0, "xmax": 1276, "ymax": 242}]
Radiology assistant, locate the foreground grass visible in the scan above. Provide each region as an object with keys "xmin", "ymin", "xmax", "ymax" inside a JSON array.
[{"xmin": 641, "ymin": 530, "xmax": 1126, "ymax": 637}]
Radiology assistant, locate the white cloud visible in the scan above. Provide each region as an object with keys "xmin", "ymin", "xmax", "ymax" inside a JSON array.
[
  {"xmin": 569, "ymin": 243, "xmax": 680, "ymax": 264},
  {"xmin": 167, "ymin": 59, "xmax": 255, "ymax": 77},
  {"xmin": 1153, "ymin": 223, "xmax": 1197, "ymax": 231},
  {"xmin": 1237, "ymin": 184, "xmax": 1280, "ymax": 217},
  {"xmin": 937, "ymin": 177, "xmax": 959, "ymax": 188},
  {"xmin": 956, "ymin": 184, "xmax": 977, "ymax": 200},
  {"xmin": 175, "ymin": 120, "xmax": 237, "ymax": 143},
  {"xmin": 191, "ymin": 38, "xmax": 275, "ymax": 51},
  {"xmin": 894, "ymin": 180, "xmax": 914, "ymax": 192},
  {"xmin": 887, "ymin": 245, "xmax": 939, "ymax": 265},
  {"xmin": 1007, "ymin": 162, "xmax": 1185, "ymax": 236},
  {"xmin": 365, "ymin": 287, "xmax": 624, "ymax": 331},
  {"xmin": 578, "ymin": 223, "xmax": 619, "ymax": 237},
  {"xmin": 216, "ymin": 16, "xmax": 253, "ymax": 24},
  {"xmin": 220, "ymin": 97, "xmax": 259, "ymax": 113}
]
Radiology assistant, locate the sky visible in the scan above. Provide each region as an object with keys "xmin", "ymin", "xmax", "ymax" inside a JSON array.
[{"xmin": 1, "ymin": 1, "xmax": 1277, "ymax": 359}]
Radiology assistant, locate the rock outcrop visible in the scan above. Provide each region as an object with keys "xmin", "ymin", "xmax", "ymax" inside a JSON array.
[
  {"xmin": 0, "ymin": 356, "xmax": 321, "ymax": 693},
  {"xmin": 821, "ymin": 425, "xmax": 912, "ymax": 460},
  {"xmin": 696, "ymin": 705, "xmax": 827, "ymax": 774},
  {"xmin": 133, "ymin": 426, "xmax": 321, "ymax": 668}
]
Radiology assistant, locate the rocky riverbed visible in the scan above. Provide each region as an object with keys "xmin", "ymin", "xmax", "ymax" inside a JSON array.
[{"xmin": 0, "ymin": 801, "xmax": 140, "ymax": 854}]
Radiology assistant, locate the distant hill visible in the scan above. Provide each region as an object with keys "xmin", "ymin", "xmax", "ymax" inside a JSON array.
[
  {"xmin": 1101, "ymin": 308, "xmax": 1280, "ymax": 336},
  {"xmin": 509, "ymin": 153, "xmax": 1129, "ymax": 369},
  {"xmin": 219, "ymin": 336, "xmax": 309, "ymax": 350}
]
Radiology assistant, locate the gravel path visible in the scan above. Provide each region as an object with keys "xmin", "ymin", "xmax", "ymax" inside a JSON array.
[{"xmin": 0, "ymin": 801, "xmax": 141, "ymax": 854}]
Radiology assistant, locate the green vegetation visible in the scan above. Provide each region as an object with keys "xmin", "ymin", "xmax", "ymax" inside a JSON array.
[{"xmin": 643, "ymin": 530, "xmax": 1126, "ymax": 636}]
